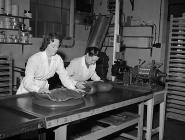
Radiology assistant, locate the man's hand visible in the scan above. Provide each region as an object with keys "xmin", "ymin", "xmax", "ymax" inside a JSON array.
[
  {"xmin": 75, "ymin": 81, "xmax": 87, "ymax": 89},
  {"xmin": 73, "ymin": 88, "xmax": 86, "ymax": 96},
  {"xmin": 38, "ymin": 88, "xmax": 51, "ymax": 94}
]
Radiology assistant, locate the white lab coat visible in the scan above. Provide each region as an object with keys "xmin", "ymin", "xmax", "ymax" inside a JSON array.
[
  {"xmin": 16, "ymin": 51, "xmax": 76, "ymax": 94},
  {"xmin": 66, "ymin": 56, "xmax": 100, "ymax": 84}
]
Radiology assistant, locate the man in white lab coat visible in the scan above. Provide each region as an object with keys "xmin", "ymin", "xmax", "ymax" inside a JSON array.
[
  {"xmin": 66, "ymin": 47, "xmax": 101, "ymax": 89},
  {"xmin": 16, "ymin": 33, "xmax": 80, "ymax": 95}
]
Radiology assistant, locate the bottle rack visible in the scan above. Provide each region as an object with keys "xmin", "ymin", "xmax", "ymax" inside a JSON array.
[
  {"xmin": 166, "ymin": 14, "xmax": 185, "ymax": 122},
  {"xmin": 0, "ymin": 14, "xmax": 32, "ymax": 53}
]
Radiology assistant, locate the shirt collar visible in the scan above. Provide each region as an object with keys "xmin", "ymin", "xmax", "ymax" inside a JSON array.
[
  {"xmin": 82, "ymin": 55, "xmax": 96, "ymax": 68},
  {"xmin": 82, "ymin": 55, "xmax": 86, "ymax": 67}
]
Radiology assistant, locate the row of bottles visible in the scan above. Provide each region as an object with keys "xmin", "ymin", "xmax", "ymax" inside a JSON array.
[
  {"xmin": 0, "ymin": 31, "xmax": 32, "ymax": 44},
  {"xmin": 0, "ymin": 17, "xmax": 31, "ymax": 31}
]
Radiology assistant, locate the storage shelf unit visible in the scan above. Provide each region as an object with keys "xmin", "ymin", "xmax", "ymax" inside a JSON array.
[
  {"xmin": 0, "ymin": 14, "xmax": 31, "ymax": 19},
  {"xmin": 0, "ymin": 14, "xmax": 32, "ymax": 53},
  {"xmin": 0, "ymin": 42, "xmax": 32, "ymax": 45},
  {"xmin": 121, "ymin": 25, "xmax": 154, "ymax": 50},
  {"xmin": 0, "ymin": 56, "xmax": 13, "ymax": 97},
  {"xmin": 166, "ymin": 15, "xmax": 185, "ymax": 122}
]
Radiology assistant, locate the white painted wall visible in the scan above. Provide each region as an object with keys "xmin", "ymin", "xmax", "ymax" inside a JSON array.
[
  {"xmin": 122, "ymin": 0, "xmax": 165, "ymax": 67},
  {"xmin": 93, "ymin": 0, "xmax": 167, "ymax": 78},
  {"xmin": 0, "ymin": 0, "xmax": 168, "ymax": 82}
]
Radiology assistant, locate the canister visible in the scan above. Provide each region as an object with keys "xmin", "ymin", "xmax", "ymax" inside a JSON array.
[
  {"xmin": 0, "ymin": 17, "xmax": 4, "ymax": 28},
  {"xmin": 24, "ymin": 10, "xmax": 32, "ymax": 18},
  {"xmin": 20, "ymin": 31, "xmax": 28, "ymax": 43},
  {"xmin": 5, "ymin": 0, "xmax": 12, "ymax": 15},
  {"xmin": 6, "ymin": 35, "xmax": 13, "ymax": 43},
  {"xmin": 0, "ymin": 0, "xmax": 4, "ymax": 14},
  {"xmin": 11, "ymin": 35, "xmax": 18, "ymax": 43},
  {"xmin": 0, "ymin": 31, "xmax": 5, "ymax": 42},
  {"xmin": 12, "ymin": 4, "xmax": 19, "ymax": 16},
  {"xmin": 11, "ymin": 18, "xmax": 19, "ymax": 29},
  {"xmin": 4, "ymin": 17, "xmax": 11, "ymax": 29}
]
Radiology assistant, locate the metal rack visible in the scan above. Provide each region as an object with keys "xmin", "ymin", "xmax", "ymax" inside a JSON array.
[
  {"xmin": 0, "ymin": 56, "xmax": 13, "ymax": 97},
  {"xmin": 0, "ymin": 14, "xmax": 32, "ymax": 53},
  {"xmin": 166, "ymin": 15, "xmax": 185, "ymax": 122},
  {"xmin": 122, "ymin": 25, "xmax": 154, "ymax": 48}
]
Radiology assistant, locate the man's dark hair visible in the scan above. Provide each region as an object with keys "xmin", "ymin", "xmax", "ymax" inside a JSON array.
[{"xmin": 85, "ymin": 47, "xmax": 100, "ymax": 57}]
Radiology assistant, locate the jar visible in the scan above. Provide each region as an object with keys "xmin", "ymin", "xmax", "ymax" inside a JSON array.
[
  {"xmin": 20, "ymin": 32, "xmax": 28, "ymax": 43},
  {"xmin": 28, "ymin": 34, "xmax": 32, "ymax": 43},
  {"xmin": 11, "ymin": 35, "xmax": 18, "ymax": 43},
  {"xmin": 0, "ymin": 20, "xmax": 3, "ymax": 28},
  {"xmin": 6, "ymin": 35, "xmax": 13, "ymax": 43},
  {"xmin": 11, "ymin": 18, "xmax": 19, "ymax": 29},
  {"xmin": 20, "ymin": 23, "xmax": 26, "ymax": 31},
  {"xmin": 4, "ymin": 17, "xmax": 12, "ymax": 29},
  {"xmin": 24, "ymin": 10, "xmax": 32, "ymax": 18},
  {"xmin": 0, "ymin": 31, "xmax": 5, "ymax": 42}
]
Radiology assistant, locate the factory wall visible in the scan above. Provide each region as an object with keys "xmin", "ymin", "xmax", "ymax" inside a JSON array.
[
  {"xmin": 122, "ymin": 0, "xmax": 167, "ymax": 68},
  {"xmin": 94, "ymin": 0, "xmax": 167, "ymax": 78},
  {"xmin": 0, "ymin": 0, "xmax": 168, "ymax": 81}
]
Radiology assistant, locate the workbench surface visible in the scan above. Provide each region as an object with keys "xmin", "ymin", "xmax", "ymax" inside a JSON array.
[{"xmin": 0, "ymin": 86, "xmax": 153, "ymax": 139}]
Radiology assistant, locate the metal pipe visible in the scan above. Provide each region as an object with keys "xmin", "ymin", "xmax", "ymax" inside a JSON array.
[
  {"xmin": 70, "ymin": 0, "xmax": 74, "ymax": 38},
  {"xmin": 112, "ymin": 0, "xmax": 120, "ymax": 81}
]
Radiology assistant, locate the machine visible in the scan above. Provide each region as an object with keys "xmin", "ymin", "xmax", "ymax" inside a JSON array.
[
  {"xmin": 131, "ymin": 60, "xmax": 166, "ymax": 88},
  {"xmin": 112, "ymin": 60, "xmax": 166, "ymax": 88}
]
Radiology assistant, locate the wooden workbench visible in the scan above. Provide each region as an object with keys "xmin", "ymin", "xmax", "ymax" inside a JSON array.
[{"xmin": 0, "ymin": 86, "xmax": 157, "ymax": 140}]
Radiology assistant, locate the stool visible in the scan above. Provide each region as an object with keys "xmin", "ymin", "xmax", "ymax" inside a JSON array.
[{"xmin": 144, "ymin": 90, "xmax": 166, "ymax": 140}]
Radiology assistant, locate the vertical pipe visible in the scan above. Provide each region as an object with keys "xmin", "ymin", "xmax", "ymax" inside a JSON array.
[
  {"xmin": 69, "ymin": 0, "xmax": 74, "ymax": 38},
  {"xmin": 113, "ymin": 0, "xmax": 120, "ymax": 63},
  {"xmin": 112, "ymin": 0, "xmax": 120, "ymax": 81}
]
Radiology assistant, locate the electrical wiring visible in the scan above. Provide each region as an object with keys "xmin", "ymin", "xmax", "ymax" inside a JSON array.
[{"xmin": 158, "ymin": 0, "xmax": 162, "ymax": 43}]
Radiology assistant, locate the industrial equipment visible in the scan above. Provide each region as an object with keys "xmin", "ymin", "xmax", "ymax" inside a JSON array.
[
  {"xmin": 131, "ymin": 60, "xmax": 166, "ymax": 88},
  {"xmin": 111, "ymin": 59, "xmax": 131, "ymax": 85}
]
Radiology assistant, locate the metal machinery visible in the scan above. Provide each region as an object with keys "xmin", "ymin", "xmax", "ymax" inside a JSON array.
[
  {"xmin": 112, "ymin": 59, "xmax": 166, "ymax": 88},
  {"xmin": 111, "ymin": 59, "xmax": 131, "ymax": 85},
  {"xmin": 131, "ymin": 60, "xmax": 166, "ymax": 88}
]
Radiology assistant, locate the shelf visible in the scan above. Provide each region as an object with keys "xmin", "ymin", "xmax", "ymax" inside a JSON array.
[
  {"xmin": 105, "ymin": 35, "xmax": 153, "ymax": 38},
  {"xmin": 0, "ymin": 42, "xmax": 32, "ymax": 45},
  {"xmin": 0, "ymin": 28, "xmax": 19, "ymax": 31},
  {"xmin": 121, "ymin": 25, "xmax": 154, "ymax": 27},
  {"xmin": 102, "ymin": 45, "xmax": 113, "ymax": 48},
  {"xmin": 123, "ymin": 35, "xmax": 153, "ymax": 38},
  {"xmin": 0, "ymin": 13, "xmax": 32, "ymax": 54},
  {"xmin": 0, "ymin": 42, "xmax": 32, "ymax": 53},
  {"xmin": 0, "ymin": 14, "xmax": 31, "ymax": 19},
  {"xmin": 124, "ymin": 46, "xmax": 152, "ymax": 49},
  {"xmin": 109, "ymin": 24, "xmax": 154, "ymax": 28},
  {"xmin": 0, "ymin": 28, "xmax": 31, "ymax": 33},
  {"xmin": 0, "ymin": 28, "xmax": 31, "ymax": 32}
]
